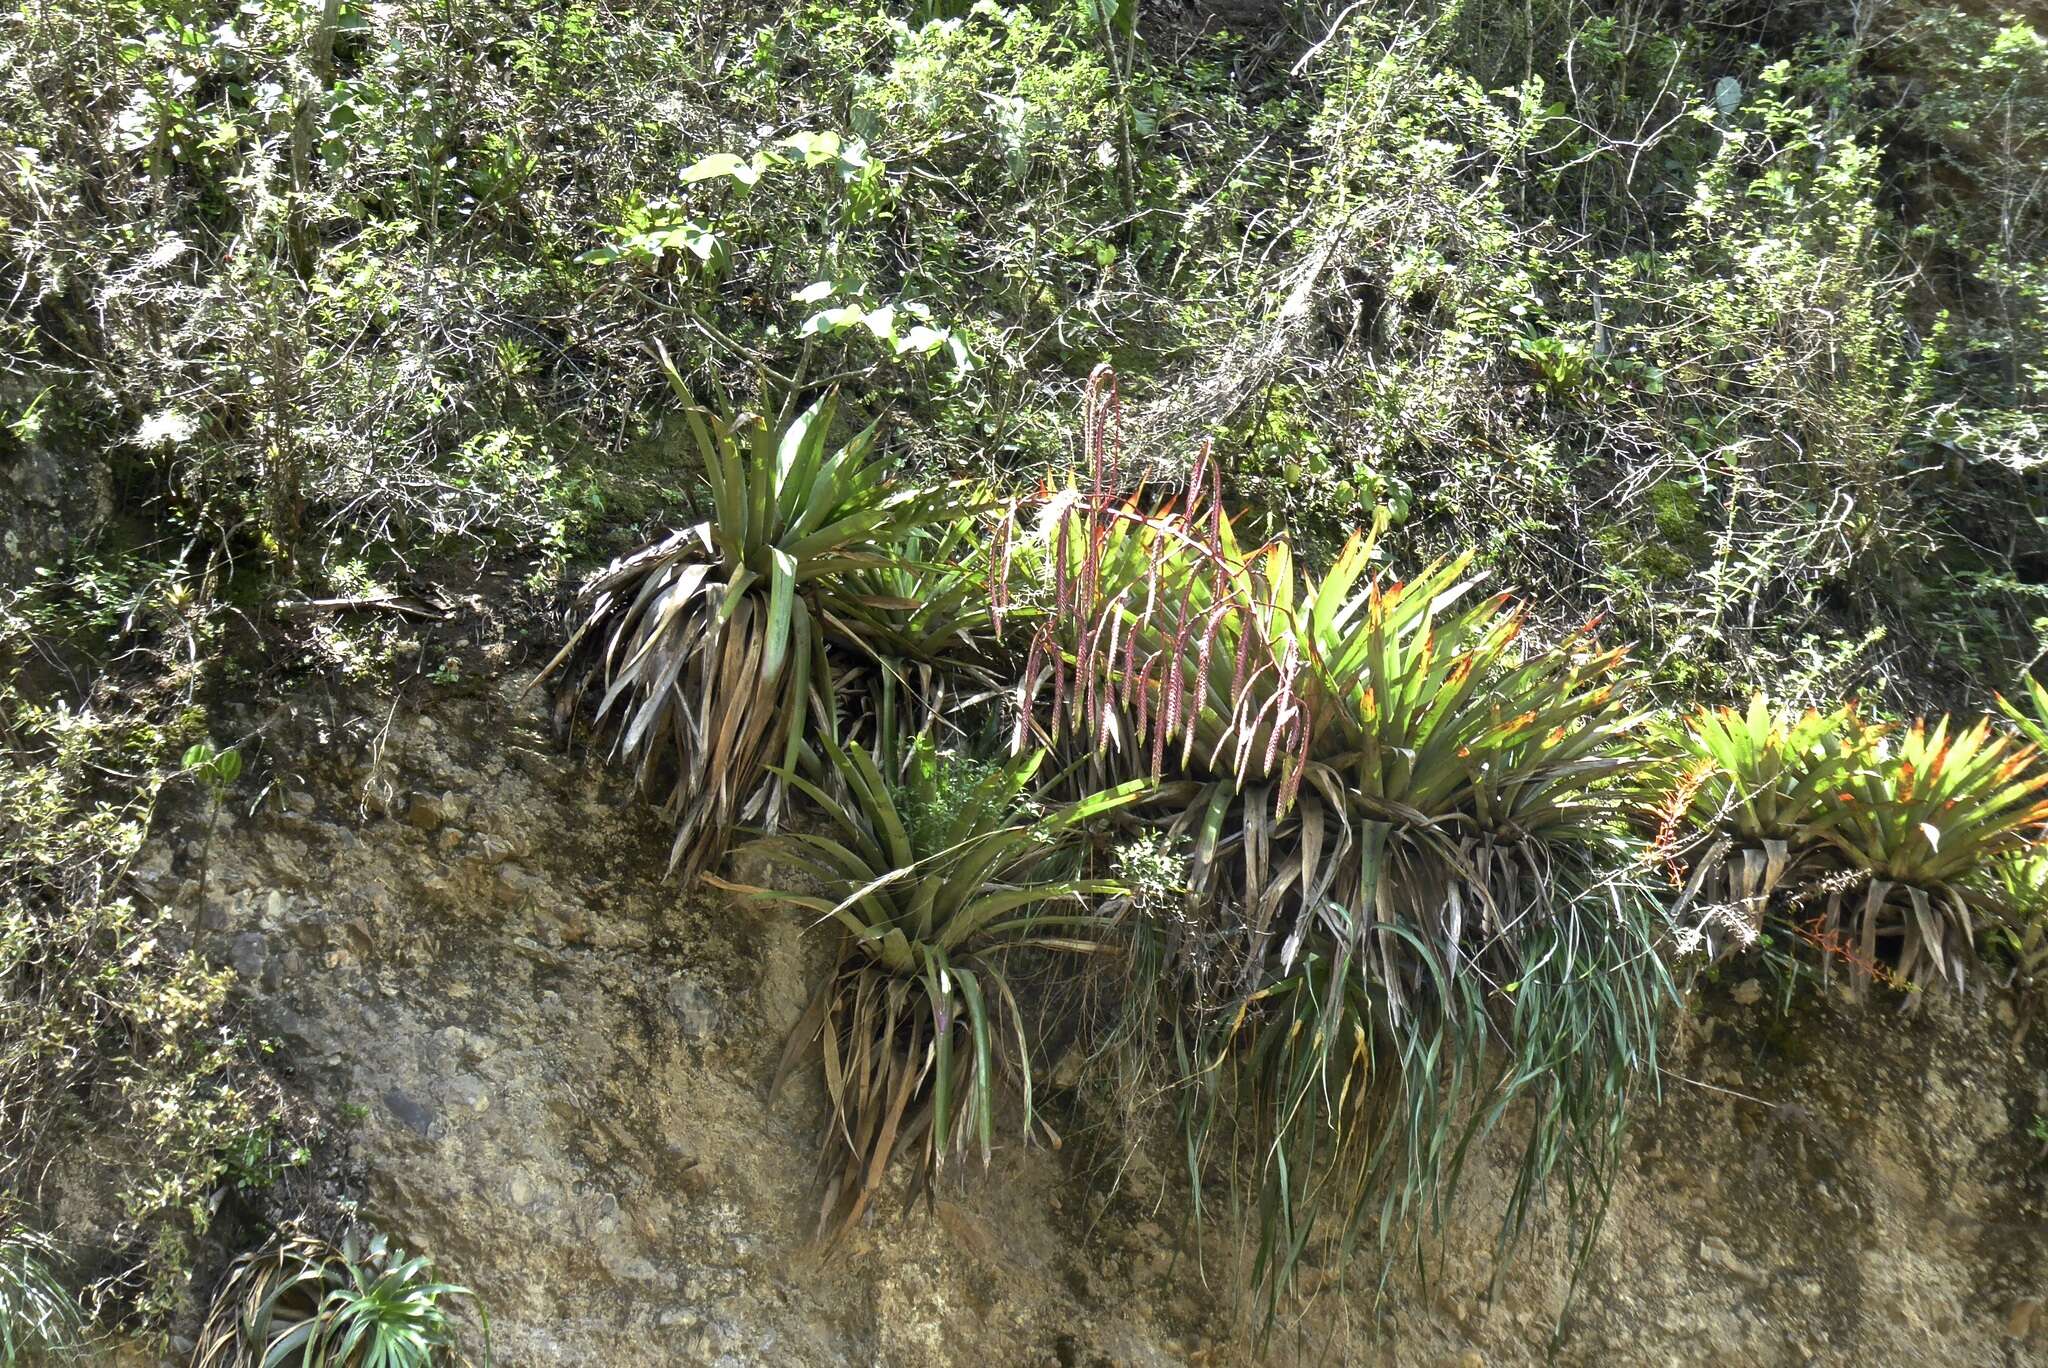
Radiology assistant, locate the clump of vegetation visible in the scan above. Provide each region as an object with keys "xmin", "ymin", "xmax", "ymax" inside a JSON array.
[
  {"xmin": 1833, "ymin": 718, "xmax": 2048, "ymax": 987},
  {"xmin": 539, "ymin": 380, "xmax": 980, "ymax": 879},
  {"xmin": 552, "ymin": 360, "xmax": 2048, "ymax": 1325},
  {"xmin": 194, "ymin": 1229, "xmax": 489, "ymax": 1368},
  {"xmin": 0, "ymin": 1218, "xmax": 85, "ymax": 1364},
  {"xmin": 1650, "ymin": 699, "xmax": 1871, "ymax": 955},
  {"xmin": 1013, "ymin": 379, "xmax": 1668, "ymax": 1311},
  {"xmin": 830, "ymin": 514, "xmax": 1012, "ymax": 741},
  {"xmin": 1655, "ymin": 699, "xmax": 2048, "ymax": 995},
  {"xmin": 1, "ymin": 562, "xmax": 286, "ymax": 1323},
  {"xmin": 1975, "ymin": 846, "xmax": 2048, "ymax": 1038},
  {"xmin": 710, "ymin": 733, "xmax": 1143, "ymax": 1236}
]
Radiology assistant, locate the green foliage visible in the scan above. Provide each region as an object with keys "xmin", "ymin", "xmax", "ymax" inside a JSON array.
[
  {"xmin": 1837, "ymin": 718, "xmax": 2048, "ymax": 888},
  {"xmin": 1975, "ymin": 845, "xmax": 2048, "ymax": 1029},
  {"xmin": 194, "ymin": 1229, "xmax": 489, "ymax": 1368},
  {"xmin": 1830, "ymin": 718, "xmax": 2048, "ymax": 987},
  {"xmin": 1999, "ymin": 672, "xmax": 2048, "ymax": 751},
  {"xmin": 183, "ymin": 741, "xmax": 244, "ymax": 798},
  {"xmin": 1201, "ymin": 864, "xmax": 1665, "ymax": 1312},
  {"xmin": 708, "ymin": 732, "xmax": 1143, "ymax": 1236},
  {"xmin": 1992, "ymin": 681, "xmax": 2048, "ymax": 1018},
  {"xmin": 1, "ymin": 564, "xmax": 282, "ymax": 1323},
  {"xmin": 578, "ymin": 129, "xmax": 974, "ymax": 376},
  {"xmin": 2, "ymin": 0, "xmax": 2043, "ymax": 698},
  {"xmin": 1888, "ymin": 11, "xmax": 2048, "ymax": 483},
  {"xmin": 8, "ymin": 0, "xmax": 2048, "ymax": 1343},
  {"xmin": 828, "ymin": 514, "xmax": 1010, "ymax": 740}
]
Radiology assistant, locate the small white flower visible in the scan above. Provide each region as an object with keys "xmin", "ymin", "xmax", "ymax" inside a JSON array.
[
  {"xmin": 134, "ymin": 409, "xmax": 197, "ymax": 449},
  {"xmin": 144, "ymin": 236, "xmax": 189, "ymax": 271}
]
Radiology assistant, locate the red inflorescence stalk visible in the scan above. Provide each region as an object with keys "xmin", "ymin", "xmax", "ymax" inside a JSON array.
[{"xmin": 990, "ymin": 510, "xmax": 1012, "ymax": 633}]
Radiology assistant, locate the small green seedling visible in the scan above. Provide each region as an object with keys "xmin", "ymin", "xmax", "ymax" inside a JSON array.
[{"xmin": 182, "ymin": 740, "xmax": 242, "ymax": 797}]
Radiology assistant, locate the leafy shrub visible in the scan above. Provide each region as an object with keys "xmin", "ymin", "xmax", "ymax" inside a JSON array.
[
  {"xmin": 709, "ymin": 732, "xmax": 1142, "ymax": 1236},
  {"xmin": 193, "ymin": 1229, "xmax": 488, "ymax": 1368}
]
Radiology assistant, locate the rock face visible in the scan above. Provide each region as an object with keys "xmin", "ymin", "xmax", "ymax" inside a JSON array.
[
  {"xmin": 145, "ymin": 643, "xmax": 2047, "ymax": 1366},
  {"xmin": 0, "ymin": 380, "xmax": 112, "ymax": 588}
]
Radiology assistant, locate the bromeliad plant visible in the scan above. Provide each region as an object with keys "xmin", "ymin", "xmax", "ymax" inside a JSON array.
[
  {"xmin": 1826, "ymin": 717, "xmax": 2048, "ymax": 993},
  {"xmin": 1164, "ymin": 545, "xmax": 1654, "ymax": 1310},
  {"xmin": 708, "ymin": 731, "xmax": 1144, "ymax": 1238},
  {"xmin": 1024, "ymin": 372, "xmax": 1637, "ymax": 954},
  {"xmin": 1997, "ymin": 671, "xmax": 2048, "ymax": 752},
  {"xmin": 193, "ymin": 1229, "xmax": 489, "ymax": 1368},
  {"xmin": 1657, "ymin": 700, "xmax": 2048, "ymax": 994},
  {"xmin": 1974, "ymin": 847, "xmax": 2048, "ymax": 1033},
  {"xmin": 540, "ymin": 362, "xmax": 980, "ymax": 880},
  {"xmin": 830, "ymin": 514, "xmax": 1011, "ymax": 748},
  {"xmin": 1649, "ymin": 699, "xmax": 1867, "ymax": 955},
  {"xmin": 1010, "ymin": 367, "xmax": 1663, "ymax": 1314}
]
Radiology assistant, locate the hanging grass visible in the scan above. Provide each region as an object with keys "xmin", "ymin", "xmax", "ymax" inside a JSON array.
[
  {"xmin": 0, "ymin": 1219, "xmax": 84, "ymax": 1365},
  {"xmin": 1189, "ymin": 854, "xmax": 1668, "ymax": 1316}
]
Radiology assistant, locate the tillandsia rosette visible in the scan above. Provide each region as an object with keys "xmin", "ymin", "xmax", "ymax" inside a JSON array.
[
  {"xmin": 707, "ymin": 731, "xmax": 1145, "ymax": 1238},
  {"xmin": 540, "ymin": 366, "xmax": 983, "ymax": 882}
]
